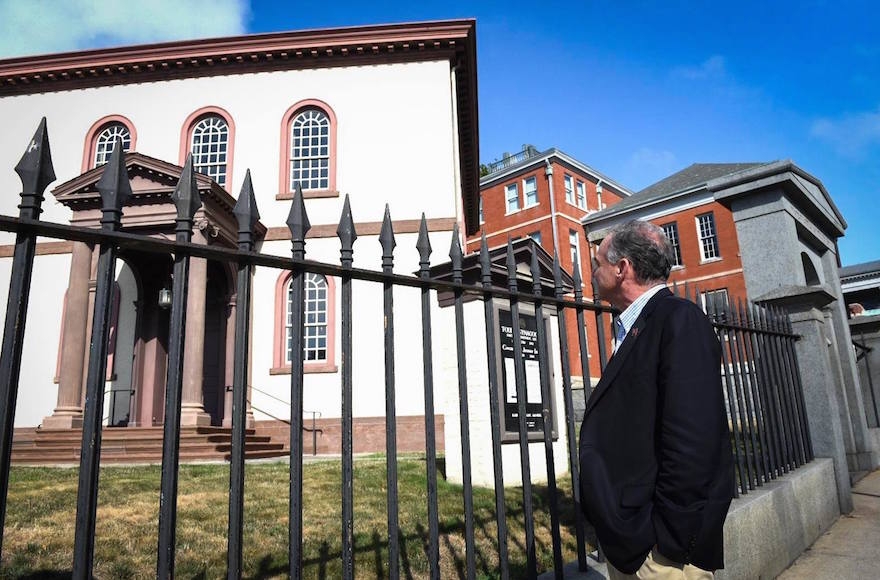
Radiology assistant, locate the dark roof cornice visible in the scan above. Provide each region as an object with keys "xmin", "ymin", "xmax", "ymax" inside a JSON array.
[{"xmin": 0, "ymin": 20, "xmax": 475, "ymax": 96}]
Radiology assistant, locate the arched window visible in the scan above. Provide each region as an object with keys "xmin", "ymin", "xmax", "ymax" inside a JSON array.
[
  {"xmin": 291, "ymin": 109, "xmax": 329, "ymax": 191},
  {"xmin": 180, "ymin": 107, "xmax": 235, "ymax": 189},
  {"xmin": 82, "ymin": 116, "xmax": 137, "ymax": 171},
  {"xmin": 272, "ymin": 271, "xmax": 337, "ymax": 374},
  {"xmin": 278, "ymin": 99, "xmax": 337, "ymax": 199},
  {"xmin": 190, "ymin": 116, "xmax": 229, "ymax": 187},
  {"xmin": 94, "ymin": 124, "xmax": 131, "ymax": 167}
]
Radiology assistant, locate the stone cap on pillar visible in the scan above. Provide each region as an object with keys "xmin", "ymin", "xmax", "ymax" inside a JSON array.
[{"xmin": 754, "ymin": 284, "xmax": 837, "ymax": 313}]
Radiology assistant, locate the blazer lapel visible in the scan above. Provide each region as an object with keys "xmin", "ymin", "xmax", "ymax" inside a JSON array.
[{"xmin": 583, "ymin": 287, "xmax": 671, "ymax": 419}]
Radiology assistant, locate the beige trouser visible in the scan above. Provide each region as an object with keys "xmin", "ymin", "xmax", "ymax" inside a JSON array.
[{"xmin": 605, "ymin": 547, "xmax": 714, "ymax": 580}]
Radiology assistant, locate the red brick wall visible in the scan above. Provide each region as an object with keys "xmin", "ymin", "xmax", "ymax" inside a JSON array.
[
  {"xmin": 255, "ymin": 415, "xmax": 445, "ymax": 455},
  {"xmin": 469, "ymin": 158, "xmax": 628, "ymax": 383},
  {"xmin": 660, "ymin": 201, "xmax": 747, "ymax": 304}
]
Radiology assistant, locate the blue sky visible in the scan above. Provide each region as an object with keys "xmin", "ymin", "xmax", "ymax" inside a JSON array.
[{"xmin": 2, "ymin": 0, "xmax": 878, "ymax": 265}]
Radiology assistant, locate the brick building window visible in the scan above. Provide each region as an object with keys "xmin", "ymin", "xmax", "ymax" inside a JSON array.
[
  {"xmin": 524, "ymin": 176, "xmax": 538, "ymax": 207},
  {"xmin": 661, "ymin": 222, "xmax": 682, "ymax": 267},
  {"xmin": 701, "ymin": 288, "xmax": 729, "ymax": 314},
  {"xmin": 697, "ymin": 212, "xmax": 720, "ymax": 260},
  {"xmin": 506, "ymin": 183, "xmax": 519, "ymax": 213},
  {"xmin": 576, "ymin": 180, "xmax": 587, "ymax": 209},
  {"xmin": 564, "ymin": 174, "xmax": 574, "ymax": 204},
  {"xmin": 528, "ymin": 231, "xmax": 542, "ymax": 245},
  {"xmin": 569, "ymin": 229, "xmax": 580, "ymax": 268}
]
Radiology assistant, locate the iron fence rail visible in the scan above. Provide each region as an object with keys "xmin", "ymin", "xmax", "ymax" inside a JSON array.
[{"xmin": 0, "ymin": 120, "xmax": 812, "ymax": 578}]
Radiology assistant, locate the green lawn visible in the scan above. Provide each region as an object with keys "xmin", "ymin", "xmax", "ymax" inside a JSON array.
[{"xmin": 0, "ymin": 455, "xmax": 590, "ymax": 579}]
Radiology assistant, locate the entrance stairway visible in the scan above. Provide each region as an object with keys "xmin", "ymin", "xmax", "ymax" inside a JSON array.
[{"xmin": 10, "ymin": 426, "xmax": 287, "ymax": 465}]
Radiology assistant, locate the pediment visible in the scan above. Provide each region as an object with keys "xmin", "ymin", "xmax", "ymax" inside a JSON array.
[{"xmin": 51, "ymin": 152, "xmax": 263, "ymax": 245}]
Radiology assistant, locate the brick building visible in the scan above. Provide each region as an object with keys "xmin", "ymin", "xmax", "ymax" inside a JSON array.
[
  {"xmin": 584, "ymin": 163, "xmax": 759, "ymax": 311},
  {"xmin": 467, "ymin": 146, "xmax": 632, "ymax": 386}
]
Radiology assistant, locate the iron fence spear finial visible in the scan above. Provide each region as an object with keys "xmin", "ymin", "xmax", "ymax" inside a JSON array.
[
  {"xmin": 233, "ymin": 170, "xmax": 260, "ymax": 248},
  {"xmin": 379, "ymin": 204, "xmax": 396, "ymax": 271},
  {"xmin": 15, "ymin": 117, "xmax": 55, "ymax": 219},
  {"xmin": 416, "ymin": 213, "xmax": 432, "ymax": 276},
  {"xmin": 479, "ymin": 233, "xmax": 491, "ymax": 286},
  {"xmin": 286, "ymin": 183, "xmax": 310, "ymax": 258},
  {"xmin": 95, "ymin": 139, "xmax": 131, "ymax": 228},
  {"xmin": 337, "ymin": 194, "xmax": 357, "ymax": 268},
  {"xmin": 449, "ymin": 223, "xmax": 463, "ymax": 284},
  {"xmin": 171, "ymin": 154, "xmax": 201, "ymax": 237}
]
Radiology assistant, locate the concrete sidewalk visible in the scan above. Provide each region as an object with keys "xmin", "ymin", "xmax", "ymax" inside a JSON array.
[
  {"xmin": 777, "ymin": 468, "xmax": 880, "ymax": 579},
  {"xmin": 540, "ymin": 468, "xmax": 880, "ymax": 579}
]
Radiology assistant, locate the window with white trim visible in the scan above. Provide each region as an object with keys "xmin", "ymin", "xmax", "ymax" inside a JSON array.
[
  {"xmin": 479, "ymin": 196, "xmax": 484, "ymax": 223},
  {"xmin": 505, "ymin": 183, "xmax": 519, "ymax": 213},
  {"xmin": 528, "ymin": 231, "xmax": 542, "ymax": 245},
  {"xmin": 290, "ymin": 108, "xmax": 330, "ymax": 190},
  {"xmin": 569, "ymin": 229, "xmax": 580, "ymax": 268},
  {"xmin": 286, "ymin": 273, "xmax": 329, "ymax": 364},
  {"xmin": 575, "ymin": 180, "xmax": 587, "ymax": 209},
  {"xmin": 190, "ymin": 115, "xmax": 229, "ymax": 187},
  {"xmin": 94, "ymin": 123, "xmax": 131, "ymax": 167},
  {"xmin": 564, "ymin": 174, "xmax": 574, "ymax": 204},
  {"xmin": 661, "ymin": 222, "xmax": 682, "ymax": 267},
  {"xmin": 524, "ymin": 176, "xmax": 538, "ymax": 207},
  {"xmin": 697, "ymin": 212, "xmax": 720, "ymax": 260},
  {"xmin": 701, "ymin": 288, "xmax": 729, "ymax": 314}
]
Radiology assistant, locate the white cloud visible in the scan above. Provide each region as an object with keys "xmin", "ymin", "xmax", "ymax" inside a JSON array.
[
  {"xmin": 672, "ymin": 55, "xmax": 726, "ymax": 80},
  {"xmin": 0, "ymin": 0, "xmax": 249, "ymax": 59},
  {"xmin": 811, "ymin": 107, "xmax": 880, "ymax": 157}
]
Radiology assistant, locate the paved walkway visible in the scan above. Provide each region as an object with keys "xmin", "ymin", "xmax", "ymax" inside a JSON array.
[
  {"xmin": 540, "ymin": 468, "xmax": 880, "ymax": 579},
  {"xmin": 777, "ymin": 468, "xmax": 880, "ymax": 579}
]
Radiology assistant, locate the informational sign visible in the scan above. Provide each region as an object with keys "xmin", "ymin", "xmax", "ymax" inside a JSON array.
[{"xmin": 499, "ymin": 309, "xmax": 547, "ymax": 434}]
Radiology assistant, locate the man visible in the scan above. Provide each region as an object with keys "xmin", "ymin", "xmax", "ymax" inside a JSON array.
[{"xmin": 579, "ymin": 220, "xmax": 734, "ymax": 579}]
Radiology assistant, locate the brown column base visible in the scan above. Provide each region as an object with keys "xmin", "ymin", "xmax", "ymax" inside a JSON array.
[
  {"xmin": 180, "ymin": 405, "xmax": 213, "ymax": 427},
  {"xmin": 41, "ymin": 407, "xmax": 84, "ymax": 430}
]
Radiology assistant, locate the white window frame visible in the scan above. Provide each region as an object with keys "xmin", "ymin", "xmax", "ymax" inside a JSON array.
[
  {"xmin": 94, "ymin": 123, "xmax": 131, "ymax": 167},
  {"xmin": 505, "ymin": 182, "xmax": 520, "ymax": 213},
  {"xmin": 575, "ymin": 180, "xmax": 587, "ymax": 209},
  {"xmin": 661, "ymin": 222, "xmax": 683, "ymax": 267},
  {"xmin": 701, "ymin": 288, "xmax": 729, "ymax": 314},
  {"xmin": 523, "ymin": 176, "xmax": 538, "ymax": 207},
  {"xmin": 697, "ymin": 212, "xmax": 720, "ymax": 261},
  {"xmin": 286, "ymin": 272, "xmax": 329, "ymax": 364},
  {"xmin": 569, "ymin": 229, "xmax": 580, "ymax": 269},
  {"xmin": 290, "ymin": 108, "xmax": 330, "ymax": 191},
  {"xmin": 564, "ymin": 174, "xmax": 574, "ymax": 205},
  {"xmin": 190, "ymin": 115, "xmax": 229, "ymax": 187}
]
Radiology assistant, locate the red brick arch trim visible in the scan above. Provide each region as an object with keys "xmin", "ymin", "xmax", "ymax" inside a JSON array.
[
  {"xmin": 277, "ymin": 98, "xmax": 338, "ymax": 200},
  {"xmin": 81, "ymin": 114, "xmax": 137, "ymax": 172}
]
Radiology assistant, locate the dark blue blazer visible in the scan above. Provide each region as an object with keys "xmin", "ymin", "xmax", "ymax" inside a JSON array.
[{"xmin": 579, "ymin": 287, "xmax": 734, "ymax": 574}]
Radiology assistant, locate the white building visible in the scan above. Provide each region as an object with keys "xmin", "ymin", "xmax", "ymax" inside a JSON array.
[{"xmin": 0, "ymin": 21, "xmax": 482, "ymax": 455}]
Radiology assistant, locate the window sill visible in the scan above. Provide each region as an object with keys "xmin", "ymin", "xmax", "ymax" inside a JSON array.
[
  {"xmin": 505, "ymin": 208, "xmax": 522, "ymax": 216},
  {"xmin": 270, "ymin": 363, "xmax": 339, "ymax": 375},
  {"xmin": 523, "ymin": 202, "xmax": 540, "ymax": 209},
  {"xmin": 564, "ymin": 200, "xmax": 588, "ymax": 211},
  {"xmin": 699, "ymin": 257, "xmax": 722, "ymax": 265},
  {"xmin": 276, "ymin": 189, "xmax": 339, "ymax": 201}
]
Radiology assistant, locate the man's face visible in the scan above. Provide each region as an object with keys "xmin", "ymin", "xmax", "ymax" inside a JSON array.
[{"xmin": 591, "ymin": 236, "xmax": 618, "ymax": 305}]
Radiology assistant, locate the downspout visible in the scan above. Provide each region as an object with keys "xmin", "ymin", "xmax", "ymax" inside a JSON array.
[
  {"xmin": 595, "ymin": 178, "xmax": 604, "ymax": 211},
  {"xmin": 545, "ymin": 160, "xmax": 560, "ymax": 258}
]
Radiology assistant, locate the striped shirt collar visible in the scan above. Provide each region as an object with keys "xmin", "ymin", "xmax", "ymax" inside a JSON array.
[{"xmin": 613, "ymin": 283, "xmax": 667, "ymax": 350}]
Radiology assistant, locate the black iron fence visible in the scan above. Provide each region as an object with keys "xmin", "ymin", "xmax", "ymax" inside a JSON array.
[{"xmin": 0, "ymin": 120, "xmax": 812, "ymax": 578}]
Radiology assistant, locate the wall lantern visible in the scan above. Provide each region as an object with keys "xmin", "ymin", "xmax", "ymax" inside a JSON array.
[{"xmin": 158, "ymin": 286, "xmax": 172, "ymax": 309}]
